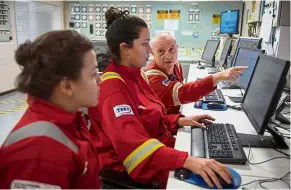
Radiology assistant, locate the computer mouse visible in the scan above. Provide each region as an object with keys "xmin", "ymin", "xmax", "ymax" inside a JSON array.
[
  {"xmin": 207, "ymin": 102, "xmax": 224, "ymax": 109},
  {"xmin": 174, "ymin": 168, "xmax": 191, "ymax": 180},
  {"xmin": 175, "ymin": 167, "xmax": 241, "ymax": 189},
  {"xmin": 194, "ymin": 100, "xmax": 203, "ymax": 108}
]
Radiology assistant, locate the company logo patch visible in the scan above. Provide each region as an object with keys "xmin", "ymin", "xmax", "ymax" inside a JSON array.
[
  {"xmin": 113, "ymin": 104, "xmax": 134, "ymax": 118},
  {"xmin": 162, "ymin": 79, "xmax": 171, "ymax": 86}
]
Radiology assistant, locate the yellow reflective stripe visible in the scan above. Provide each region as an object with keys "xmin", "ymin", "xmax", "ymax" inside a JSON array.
[
  {"xmin": 140, "ymin": 70, "xmax": 149, "ymax": 84},
  {"xmin": 0, "ymin": 104, "xmax": 27, "ymax": 115},
  {"xmin": 0, "ymin": 99, "xmax": 25, "ymax": 104},
  {"xmin": 123, "ymin": 139, "xmax": 165, "ymax": 174},
  {"xmin": 172, "ymin": 82, "xmax": 183, "ymax": 106},
  {"xmin": 145, "ymin": 69, "xmax": 168, "ymax": 79},
  {"xmin": 101, "ymin": 72, "xmax": 126, "ymax": 83}
]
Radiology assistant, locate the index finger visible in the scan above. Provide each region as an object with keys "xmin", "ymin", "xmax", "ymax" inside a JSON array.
[{"xmin": 233, "ymin": 66, "xmax": 248, "ymax": 71}]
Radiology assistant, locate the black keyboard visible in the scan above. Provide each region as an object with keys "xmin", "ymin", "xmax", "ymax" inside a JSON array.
[
  {"xmin": 191, "ymin": 123, "xmax": 247, "ymax": 165},
  {"xmin": 202, "ymin": 89, "xmax": 226, "ymax": 104},
  {"xmin": 207, "ymin": 68, "xmax": 219, "ymax": 74},
  {"xmin": 219, "ymin": 81, "xmax": 241, "ymax": 89}
]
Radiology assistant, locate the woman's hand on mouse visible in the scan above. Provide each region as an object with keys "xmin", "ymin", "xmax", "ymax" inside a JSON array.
[
  {"xmin": 183, "ymin": 156, "xmax": 232, "ymax": 189},
  {"xmin": 178, "ymin": 114, "xmax": 215, "ymax": 128},
  {"xmin": 212, "ymin": 66, "xmax": 248, "ymax": 85}
]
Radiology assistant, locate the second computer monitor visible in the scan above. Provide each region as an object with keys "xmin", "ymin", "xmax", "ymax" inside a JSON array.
[
  {"xmin": 241, "ymin": 54, "xmax": 290, "ymax": 136},
  {"xmin": 232, "ymin": 37, "xmax": 262, "ymax": 67},
  {"xmin": 233, "ymin": 47, "xmax": 264, "ymax": 89},
  {"xmin": 201, "ymin": 40, "xmax": 220, "ymax": 67},
  {"xmin": 220, "ymin": 38, "xmax": 232, "ymax": 69}
]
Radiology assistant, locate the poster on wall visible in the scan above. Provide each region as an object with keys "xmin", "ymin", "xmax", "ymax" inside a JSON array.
[
  {"xmin": 168, "ymin": 10, "xmax": 180, "ymax": 19},
  {"xmin": 212, "ymin": 14, "xmax": 220, "ymax": 24},
  {"xmin": 157, "ymin": 10, "xmax": 168, "ymax": 20}
]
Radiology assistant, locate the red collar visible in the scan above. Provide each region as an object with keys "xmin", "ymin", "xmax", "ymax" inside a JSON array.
[
  {"xmin": 106, "ymin": 60, "xmax": 142, "ymax": 80},
  {"xmin": 30, "ymin": 98, "xmax": 82, "ymax": 126},
  {"xmin": 146, "ymin": 60, "xmax": 180, "ymax": 76}
]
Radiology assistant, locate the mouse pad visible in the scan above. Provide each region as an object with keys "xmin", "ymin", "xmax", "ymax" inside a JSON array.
[
  {"xmin": 181, "ymin": 167, "xmax": 241, "ymax": 189},
  {"xmin": 194, "ymin": 103, "xmax": 228, "ymax": 111}
]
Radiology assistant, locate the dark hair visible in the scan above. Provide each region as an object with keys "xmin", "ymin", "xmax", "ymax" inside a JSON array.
[
  {"xmin": 15, "ymin": 30, "xmax": 93, "ymax": 100},
  {"xmin": 105, "ymin": 7, "xmax": 147, "ymax": 64}
]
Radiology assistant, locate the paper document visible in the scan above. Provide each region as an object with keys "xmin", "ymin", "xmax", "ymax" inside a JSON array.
[{"xmin": 259, "ymin": 13, "xmax": 273, "ymax": 42}]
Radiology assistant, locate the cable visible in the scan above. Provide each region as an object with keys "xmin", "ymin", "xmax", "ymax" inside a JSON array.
[
  {"xmin": 241, "ymin": 140, "xmax": 290, "ymax": 165},
  {"xmin": 226, "ymin": 104, "xmax": 242, "ymax": 111},
  {"xmin": 273, "ymin": 148, "xmax": 290, "ymax": 157},
  {"xmin": 241, "ymin": 171, "xmax": 290, "ymax": 188}
]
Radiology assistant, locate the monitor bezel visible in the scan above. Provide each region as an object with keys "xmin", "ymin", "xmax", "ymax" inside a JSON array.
[
  {"xmin": 241, "ymin": 54, "xmax": 290, "ymax": 135},
  {"xmin": 220, "ymin": 38, "xmax": 233, "ymax": 69},
  {"xmin": 232, "ymin": 46, "xmax": 265, "ymax": 89},
  {"xmin": 220, "ymin": 10, "xmax": 240, "ymax": 35},
  {"xmin": 231, "ymin": 37, "xmax": 263, "ymax": 67},
  {"xmin": 201, "ymin": 40, "xmax": 220, "ymax": 64}
]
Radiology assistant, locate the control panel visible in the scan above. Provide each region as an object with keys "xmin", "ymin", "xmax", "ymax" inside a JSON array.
[
  {"xmin": 68, "ymin": 3, "xmax": 151, "ymax": 40},
  {"xmin": 0, "ymin": 1, "xmax": 12, "ymax": 42}
]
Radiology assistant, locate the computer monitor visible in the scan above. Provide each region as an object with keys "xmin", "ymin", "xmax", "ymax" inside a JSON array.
[
  {"xmin": 220, "ymin": 38, "xmax": 233, "ymax": 69},
  {"xmin": 231, "ymin": 37, "xmax": 262, "ymax": 67},
  {"xmin": 220, "ymin": 10, "xmax": 239, "ymax": 34},
  {"xmin": 232, "ymin": 47, "xmax": 264, "ymax": 89},
  {"xmin": 239, "ymin": 54, "xmax": 290, "ymax": 149},
  {"xmin": 92, "ymin": 40, "xmax": 111, "ymax": 72},
  {"xmin": 201, "ymin": 40, "xmax": 220, "ymax": 67}
]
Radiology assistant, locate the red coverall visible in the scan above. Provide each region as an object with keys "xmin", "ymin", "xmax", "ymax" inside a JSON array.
[
  {"xmin": 88, "ymin": 61, "xmax": 188, "ymax": 188},
  {"xmin": 145, "ymin": 61, "xmax": 216, "ymax": 114},
  {"xmin": 0, "ymin": 99, "xmax": 100, "ymax": 189}
]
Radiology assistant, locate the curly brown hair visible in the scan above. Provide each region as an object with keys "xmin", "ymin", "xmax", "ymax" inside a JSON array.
[{"xmin": 15, "ymin": 30, "xmax": 93, "ymax": 100}]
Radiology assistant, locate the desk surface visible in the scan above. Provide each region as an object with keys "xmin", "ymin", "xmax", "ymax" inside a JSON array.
[{"xmin": 166, "ymin": 64, "xmax": 290, "ymax": 189}]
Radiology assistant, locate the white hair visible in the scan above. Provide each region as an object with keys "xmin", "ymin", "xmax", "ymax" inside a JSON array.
[{"xmin": 150, "ymin": 32, "xmax": 176, "ymax": 49}]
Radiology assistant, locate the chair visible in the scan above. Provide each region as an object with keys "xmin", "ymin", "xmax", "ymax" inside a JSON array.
[{"xmin": 100, "ymin": 169, "xmax": 159, "ymax": 189}]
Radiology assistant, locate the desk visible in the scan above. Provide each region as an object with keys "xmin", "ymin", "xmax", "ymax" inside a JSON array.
[{"xmin": 167, "ymin": 64, "xmax": 290, "ymax": 189}]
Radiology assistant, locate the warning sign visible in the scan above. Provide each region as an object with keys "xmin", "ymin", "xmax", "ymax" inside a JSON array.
[
  {"xmin": 212, "ymin": 14, "xmax": 221, "ymax": 24},
  {"xmin": 169, "ymin": 10, "xmax": 180, "ymax": 19},
  {"xmin": 157, "ymin": 10, "xmax": 168, "ymax": 19}
]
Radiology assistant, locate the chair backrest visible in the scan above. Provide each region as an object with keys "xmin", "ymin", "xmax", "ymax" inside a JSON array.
[
  {"xmin": 96, "ymin": 53, "xmax": 111, "ymax": 72},
  {"xmin": 100, "ymin": 169, "xmax": 159, "ymax": 189}
]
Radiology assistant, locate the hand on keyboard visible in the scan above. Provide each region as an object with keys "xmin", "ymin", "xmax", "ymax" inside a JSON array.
[
  {"xmin": 212, "ymin": 66, "xmax": 248, "ymax": 85},
  {"xmin": 183, "ymin": 156, "xmax": 232, "ymax": 189},
  {"xmin": 178, "ymin": 114, "xmax": 215, "ymax": 128}
]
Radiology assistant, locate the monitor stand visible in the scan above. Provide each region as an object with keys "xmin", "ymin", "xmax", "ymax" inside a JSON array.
[
  {"xmin": 238, "ymin": 125, "xmax": 289, "ymax": 149},
  {"xmin": 206, "ymin": 57, "xmax": 216, "ymax": 68}
]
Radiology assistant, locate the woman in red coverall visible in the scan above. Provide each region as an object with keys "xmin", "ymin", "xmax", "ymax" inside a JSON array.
[
  {"xmin": 88, "ymin": 7, "xmax": 232, "ymax": 189},
  {"xmin": 0, "ymin": 30, "xmax": 101, "ymax": 188}
]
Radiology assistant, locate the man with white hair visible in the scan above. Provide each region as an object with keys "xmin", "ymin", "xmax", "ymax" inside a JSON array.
[{"xmin": 144, "ymin": 32, "xmax": 247, "ymax": 114}]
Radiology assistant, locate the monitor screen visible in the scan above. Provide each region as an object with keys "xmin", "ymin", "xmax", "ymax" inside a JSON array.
[
  {"xmin": 220, "ymin": 10, "xmax": 239, "ymax": 34},
  {"xmin": 232, "ymin": 37, "xmax": 262, "ymax": 67},
  {"xmin": 233, "ymin": 47, "xmax": 263, "ymax": 89},
  {"xmin": 201, "ymin": 40, "xmax": 220, "ymax": 62},
  {"xmin": 241, "ymin": 54, "xmax": 290, "ymax": 135},
  {"xmin": 220, "ymin": 38, "xmax": 232, "ymax": 68}
]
